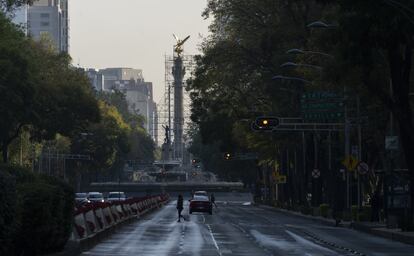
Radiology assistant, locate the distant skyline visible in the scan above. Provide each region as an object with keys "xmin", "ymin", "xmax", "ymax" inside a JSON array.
[{"xmin": 69, "ymin": 0, "xmax": 210, "ymax": 103}]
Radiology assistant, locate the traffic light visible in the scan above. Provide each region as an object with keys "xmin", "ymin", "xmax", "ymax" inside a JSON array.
[
  {"xmin": 252, "ymin": 116, "xmax": 280, "ymax": 131},
  {"xmin": 224, "ymin": 152, "xmax": 232, "ymax": 160}
]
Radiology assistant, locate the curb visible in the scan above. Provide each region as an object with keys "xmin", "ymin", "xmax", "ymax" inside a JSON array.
[
  {"xmin": 256, "ymin": 204, "xmax": 349, "ymax": 228},
  {"xmin": 351, "ymin": 222, "xmax": 414, "ymax": 246},
  {"xmin": 257, "ymin": 204, "xmax": 414, "ymax": 246}
]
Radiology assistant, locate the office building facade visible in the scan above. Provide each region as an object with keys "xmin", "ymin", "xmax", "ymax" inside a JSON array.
[
  {"xmin": 84, "ymin": 67, "xmax": 158, "ymax": 143},
  {"xmin": 12, "ymin": 0, "xmax": 69, "ymax": 53}
]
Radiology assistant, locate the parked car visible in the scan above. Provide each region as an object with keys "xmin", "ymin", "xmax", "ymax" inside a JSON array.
[
  {"xmin": 75, "ymin": 192, "xmax": 90, "ymax": 206},
  {"xmin": 88, "ymin": 192, "xmax": 105, "ymax": 203},
  {"xmin": 107, "ymin": 191, "xmax": 126, "ymax": 203},
  {"xmin": 189, "ymin": 195, "xmax": 212, "ymax": 215}
]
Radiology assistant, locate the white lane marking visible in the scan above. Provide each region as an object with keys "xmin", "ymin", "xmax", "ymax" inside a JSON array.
[
  {"xmin": 250, "ymin": 229, "xmax": 296, "ymax": 250},
  {"xmin": 182, "ymin": 221, "xmax": 204, "ymax": 256},
  {"xmin": 285, "ymin": 230, "xmax": 337, "ymax": 254},
  {"xmin": 250, "ymin": 229, "xmax": 338, "ymax": 255},
  {"xmin": 207, "ymin": 224, "xmax": 222, "ymax": 256},
  {"xmin": 178, "ymin": 224, "xmax": 186, "ymax": 255}
]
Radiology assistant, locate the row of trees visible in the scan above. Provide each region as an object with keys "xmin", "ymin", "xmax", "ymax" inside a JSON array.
[
  {"xmin": 1, "ymin": 2, "xmax": 156, "ymax": 253},
  {"xmin": 188, "ymin": 0, "xmax": 414, "ymax": 224},
  {"xmin": 0, "ymin": 6, "xmax": 155, "ymax": 189}
]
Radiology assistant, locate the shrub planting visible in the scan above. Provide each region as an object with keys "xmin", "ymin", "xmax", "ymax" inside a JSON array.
[
  {"xmin": 319, "ymin": 204, "xmax": 330, "ymax": 218},
  {"xmin": 0, "ymin": 164, "xmax": 74, "ymax": 255}
]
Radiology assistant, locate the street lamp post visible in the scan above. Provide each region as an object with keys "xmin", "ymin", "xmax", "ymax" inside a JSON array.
[
  {"xmin": 303, "ymin": 22, "xmax": 356, "ymax": 210},
  {"xmin": 272, "ymin": 74, "xmax": 311, "ymax": 204}
]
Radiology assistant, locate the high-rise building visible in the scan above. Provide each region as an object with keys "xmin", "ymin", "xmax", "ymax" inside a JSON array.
[
  {"xmin": 84, "ymin": 69, "xmax": 105, "ymax": 91},
  {"xmin": 99, "ymin": 68, "xmax": 144, "ymax": 91},
  {"xmin": 12, "ymin": 0, "xmax": 69, "ymax": 53},
  {"xmin": 84, "ymin": 67, "xmax": 158, "ymax": 142},
  {"xmin": 123, "ymin": 81, "xmax": 158, "ymax": 142}
]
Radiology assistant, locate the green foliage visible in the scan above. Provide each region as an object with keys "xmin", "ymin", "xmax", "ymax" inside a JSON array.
[
  {"xmin": 72, "ymin": 101, "xmax": 130, "ymax": 172},
  {"xmin": 37, "ymin": 175, "xmax": 74, "ymax": 251},
  {"xmin": 0, "ymin": 0, "xmax": 33, "ymax": 13},
  {"xmin": 351, "ymin": 205, "xmax": 359, "ymax": 221},
  {"xmin": 319, "ymin": 203, "xmax": 330, "ymax": 218},
  {"xmin": 188, "ymin": 0, "xmax": 326, "ymax": 182},
  {"xmin": 300, "ymin": 205, "xmax": 312, "ymax": 215},
  {"xmin": 359, "ymin": 205, "xmax": 371, "ymax": 222},
  {"xmin": 0, "ymin": 164, "xmax": 74, "ymax": 255},
  {"xmin": 16, "ymin": 182, "xmax": 61, "ymax": 254},
  {"xmin": 351, "ymin": 205, "xmax": 372, "ymax": 222},
  {"xmin": 0, "ymin": 170, "xmax": 16, "ymax": 255},
  {"xmin": 0, "ymin": 13, "xmax": 100, "ymax": 163},
  {"xmin": 0, "ymin": 12, "xmax": 35, "ymax": 161},
  {"xmin": 312, "ymin": 1, "xmax": 414, "ymax": 217}
]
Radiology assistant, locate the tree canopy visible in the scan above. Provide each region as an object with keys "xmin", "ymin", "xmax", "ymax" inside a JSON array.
[
  {"xmin": 0, "ymin": 13, "xmax": 100, "ymax": 162},
  {"xmin": 189, "ymin": 0, "xmax": 414, "ymax": 218}
]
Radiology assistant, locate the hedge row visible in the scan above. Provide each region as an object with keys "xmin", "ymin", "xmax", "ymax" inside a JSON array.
[{"xmin": 0, "ymin": 164, "xmax": 74, "ymax": 255}]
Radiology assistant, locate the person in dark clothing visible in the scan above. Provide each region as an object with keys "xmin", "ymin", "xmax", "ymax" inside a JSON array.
[
  {"xmin": 210, "ymin": 193, "xmax": 217, "ymax": 208},
  {"xmin": 371, "ymin": 191, "xmax": 381, "ymax": 222},
  {"xmin": 177, "ymin": 194, "xmax": 184, "ymax": 222}
]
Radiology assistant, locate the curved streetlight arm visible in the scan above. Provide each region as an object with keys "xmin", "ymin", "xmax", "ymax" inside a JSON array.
[
  {"xmin": 280, "ymin": 62, "xmax": 323, "ymax": 70},
  {"xmin": 307, "ymin": 21, "xmax": 338, "ymax": 29},
  {"xmin": 272, "ymin": 75, "xmax": 312, "ymax": 84},
  {"xmin": 286, "ymin": 48, "xmax": 334, "ymax": 58}
]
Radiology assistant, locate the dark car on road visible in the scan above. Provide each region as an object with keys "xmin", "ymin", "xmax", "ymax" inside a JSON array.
[
  {"xmin": 88, "ymin": 192, "xmax": 105, "ymax": 203},
  {"xmin": 107, "ymin": 191, "xmax": 126, "ymax": 203},
  {"xmin": 75, "ymin": 193, "xmax": 90, "ymax": 207},
  {"xmin": 189, "ymin": 195, "xmax": 212, "ymax": 215}
]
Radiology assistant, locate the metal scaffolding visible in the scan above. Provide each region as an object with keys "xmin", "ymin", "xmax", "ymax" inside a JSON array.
[{"xmin": 156, "ymin": 53, "xmax": 195, "ymax": 160}]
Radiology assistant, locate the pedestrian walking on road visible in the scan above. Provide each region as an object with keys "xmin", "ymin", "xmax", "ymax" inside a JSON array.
[
  {"xmin": 210, "ymin": 193, "xmax": 217, "ymax": 208},
  {"xmin": 371, "ymin": 190, "xmax": 381, "ymax": 222},
  {"xmin": 177, "ymin": 194, "xmax": 184, "ymax": 222}
]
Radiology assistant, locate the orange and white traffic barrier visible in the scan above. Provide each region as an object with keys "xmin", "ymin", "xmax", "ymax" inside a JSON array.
[
  {"xmin": 73, "ymin": 213, "xmax": 87, "ymax": 239},
  {"xmin": 84, "ymin": 210, "xmax": 99, "ymax": 235},
  {"xmin": 72, "ymin": 194, "xmax": 169, "ymax": 241},
  {"xmin": 102, "ymin": 206, "xmax": 114, "ymax": 227}
]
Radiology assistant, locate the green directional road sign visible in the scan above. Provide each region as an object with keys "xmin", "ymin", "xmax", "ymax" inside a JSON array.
[{"xmin": 301, "ymin": 91, "xmax": 344, "ymax": 122}]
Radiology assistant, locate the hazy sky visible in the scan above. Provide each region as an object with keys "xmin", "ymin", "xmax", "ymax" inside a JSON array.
[{"xmin": 69, "ymin": 0, "xmax": 210, "ymax": 102}]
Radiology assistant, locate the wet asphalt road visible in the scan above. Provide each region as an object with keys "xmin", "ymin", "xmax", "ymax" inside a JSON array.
[{"xmin": 81, "ymin": 195, "xmax": 414, "ymax": 256}]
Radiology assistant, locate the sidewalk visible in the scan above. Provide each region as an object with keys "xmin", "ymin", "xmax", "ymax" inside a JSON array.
[
  {"xmin": 257, "ymin": 204, "xmax": 414, "ymax": 246},
  {"xmin": 351, "ymin": 221, "xmax": 414, "ymax": 245},
  {"xmin": 257, "ymin": 204, "xmax": 351, "ymax": 227}
]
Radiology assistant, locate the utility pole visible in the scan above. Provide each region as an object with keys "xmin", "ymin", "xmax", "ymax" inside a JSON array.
[
  {"xmin": 313, "ymin": 132, "xmax": 318, "ymax": 206},
  {"xmin": 302, "ymin": 131, "xmax": 307, "ymax": 203},
  {"xmin": 357, "ymin": 96, "xmax": 362, "ymax": 207},
  {"xmin": 345, "ymin": 88, "xmax": 351, "ymax": 209}
]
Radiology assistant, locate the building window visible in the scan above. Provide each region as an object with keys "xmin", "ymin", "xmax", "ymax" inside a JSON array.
[
  {"xmin": 41, "ymin": 22, "xmax": 50, "ymax": 27},
  {"xmin": 40, "ymin": 13, "xmax": 50, "ymax": 18},
  {"xmin": 39, "ymin": 31, "xmax": 49, "ymax": 37}
]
